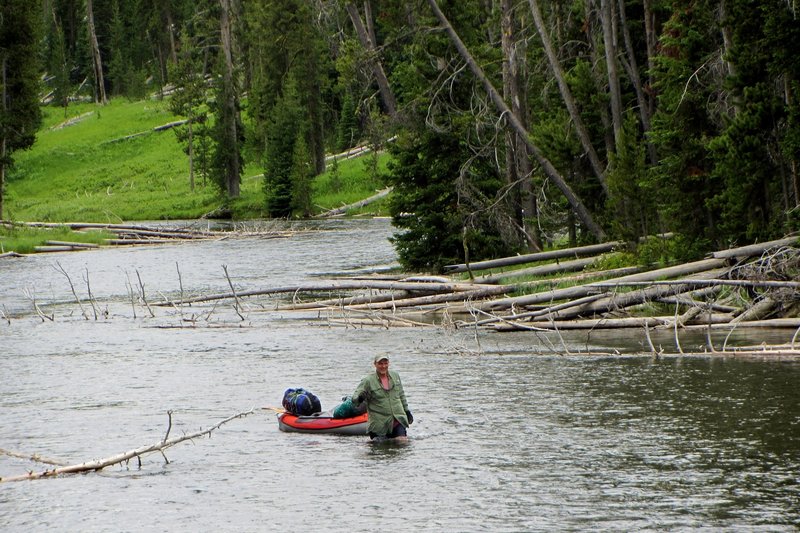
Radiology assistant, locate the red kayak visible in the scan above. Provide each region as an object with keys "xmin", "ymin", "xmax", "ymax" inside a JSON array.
[{"xmin": 277, "ymin": 412, "xmax": 368, "ymax": 435}]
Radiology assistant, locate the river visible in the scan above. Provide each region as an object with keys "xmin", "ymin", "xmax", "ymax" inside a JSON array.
[{"xmin": 1, "ymin": 218, "xmax": 798, "ymax": 532}]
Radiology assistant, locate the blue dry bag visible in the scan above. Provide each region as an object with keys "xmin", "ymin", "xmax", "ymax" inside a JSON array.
[{"xmin": 282, "ymin": 388, "xmax": 322, "ymax": 416}]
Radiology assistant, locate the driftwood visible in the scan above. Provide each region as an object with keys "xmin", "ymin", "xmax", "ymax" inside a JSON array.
[
  {"xmin": 482, "ymin": 259, "xmax": 728, "ymax": 310},
  {"xmin": 346, "ymin": 285, "xmax": 510, "ymax": 310},
  {"xmin": 158, "ymin": 279, "xmax": 499, "ymax": 307},
  {"xmin": 45, "ymin": 240, "xmax": 100, "ymax": 248},
  {"xmin": 0, "ymin": 251, "xmax": 24, "ymax": 258},
  {"xmin": 0, "ymin": 409, "xmax": 254, "ymax": 483}
]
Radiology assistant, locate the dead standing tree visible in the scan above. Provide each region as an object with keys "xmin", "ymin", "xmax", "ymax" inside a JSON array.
[{"xmin": 424, "ymin": 0, "xmax": 607, "ymax": 241}]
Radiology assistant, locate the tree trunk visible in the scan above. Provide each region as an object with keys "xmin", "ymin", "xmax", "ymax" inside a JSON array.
[
  {"xmin": 86, "ymin": 0, "xmax": 107, "ymax": 105},
  {"xmin": 617, "ymin": 0, "xmax": 656, "ymax": 164},
  {"xmin": 166, "ymin": 9, "xmax": 178, "ymax": 66},
  {"xmin": 188, "ymin": 117, "xmax": 195, "ymax": 192},
  {"xmin": 643, "ymin": 0, "xmax": 656, "ymax": 119},
  {"xmin": 425, "ymin": 0, "xmax": 607, "ymax": 241},
  {"xmin": 0, "ymin": 57, "xmax": 6, "ymax": 221},
  {"xmin": 501, "ymin": 0, "xmax": 541, "ymax": 251},
  {"xmin": 219, "ymin": 0, "xmax": 240, "ymax": 197},
  {"xmin": 599, "ymin": 0, "xmax": 622, "ymax": 148},
  {"xmin": 528, "ymin": 0, "xmax": 608, "ymax": 192},
  {"xmin": 345, "ymin": 2, "xmax": 398, "ymax": 118}
]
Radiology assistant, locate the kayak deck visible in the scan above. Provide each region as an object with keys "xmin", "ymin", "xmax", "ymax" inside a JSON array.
[{"xmin": 277, "ymin": 412, "xmax": 368, "ymax": 435}]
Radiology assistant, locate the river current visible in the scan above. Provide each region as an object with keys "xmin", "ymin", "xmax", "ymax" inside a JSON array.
[{"xmin": 1, "ymin": 218, "xmax": 798, "ymax": 531}]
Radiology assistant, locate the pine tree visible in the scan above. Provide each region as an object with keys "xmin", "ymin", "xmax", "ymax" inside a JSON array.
[
  {"xmin": 1, "ymin": 0, "xmax": 43, "ymax": 220},
  {"xmin": 264, "ymin": 80, "xmax": 303, "ymax": 217},
  {"xmin": 290, "ymin": 133, "xmax": 314, "ymax": 218},
  {"xmin": 169, "ymin": 29, "xmax": 212, "ymax": 191}
]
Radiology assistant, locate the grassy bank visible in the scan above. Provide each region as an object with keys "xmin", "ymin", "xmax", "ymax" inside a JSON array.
[
  {"xmin": 0, "ymin": 225, "xmax": 112, "ymax": 255},
  {"xmin": 6, "ymin": 98, "xmax": 390, "ymax": 223}
]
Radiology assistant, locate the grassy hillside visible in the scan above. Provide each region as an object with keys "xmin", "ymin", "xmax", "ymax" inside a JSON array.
[{"xmin": 5, "ymin": 98, "xmax": 390, "ymax": 223}]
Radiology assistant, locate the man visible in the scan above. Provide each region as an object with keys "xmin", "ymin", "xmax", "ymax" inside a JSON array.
[{"xmin": 353, "ymin": 355, "xmax": 413, "ymax": 441}]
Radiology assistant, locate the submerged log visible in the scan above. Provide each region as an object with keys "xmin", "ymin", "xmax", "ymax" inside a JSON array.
[
  {"xmin": 0, "ymin": 409, "xmax": 254, "ymax": 483},
  {"xmin": 0, "ymin": 251, "xmax": 24, "ymax": 258}
]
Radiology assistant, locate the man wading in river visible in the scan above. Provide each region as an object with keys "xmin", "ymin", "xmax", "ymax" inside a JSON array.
[{"xmin": 353, "ymin": 355, "xmax": 413, "ymax": 441}]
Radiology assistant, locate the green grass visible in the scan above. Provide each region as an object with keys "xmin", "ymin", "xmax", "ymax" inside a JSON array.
[
  {"xmin": 0, "ymin": 225, "xmax": 112, "ymax": 254},
  {"xmin": 6, "ymin": 98, "xmax": 392, "ymax": 223}
]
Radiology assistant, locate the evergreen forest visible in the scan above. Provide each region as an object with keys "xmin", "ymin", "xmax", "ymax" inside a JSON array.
[{"xmin": 1, "ymin": 0, "xmax": 799, "ymax": 272}]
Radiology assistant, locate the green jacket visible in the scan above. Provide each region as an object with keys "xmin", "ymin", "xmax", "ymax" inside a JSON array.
[{"xmin": 353, "ymin": 369, "xmax": 409, "ymax": 436}]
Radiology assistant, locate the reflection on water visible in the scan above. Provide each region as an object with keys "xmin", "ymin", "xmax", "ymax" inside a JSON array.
[{"xmin": 1, "ymin": 218, "xmax": 799, "ymax": 531}]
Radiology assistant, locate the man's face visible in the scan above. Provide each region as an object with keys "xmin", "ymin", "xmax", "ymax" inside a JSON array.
[{"xmin": 374, "ymin": 359, "xmax": 389, "ymax": 376}]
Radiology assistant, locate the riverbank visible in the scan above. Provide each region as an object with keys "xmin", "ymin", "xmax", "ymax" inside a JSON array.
[
  {"xmin": 5, "ymin": 98, "xmax": 390, "ymax": 223},
  {"xmin": 2, "ymin": 98, "xmax": 391, "ymax": 253}
]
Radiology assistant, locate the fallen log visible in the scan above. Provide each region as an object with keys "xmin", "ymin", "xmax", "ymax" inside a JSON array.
[
  {"xmin": 346, "ymin": 285, "xmax": 511, "ymax": 310},
  {"xmin": 492, "ymin": 313, "xmax": 735, "ymax": 331},
  {"xmin": 481, "ymin": 258, "xmax": 728, "ymax": 311},
  {"xmin": 711, "ymin": 236, "xmax": 799, "ymax": 259},
  {"xmin": 0, "ymin": 409, "xmax": 254, "ymax": 483},
  {"xmin": 317, "ymin": 187, "xmax": 393, "ymax": 217},
  {"xmin": 547, "ymin": 270, "xmax": 728, "ymax": 321},
  {"xmin": 279, "ymin": 292, "xmax": 402, "ymax": 310},
  {"xmin": 33, "ymin": 245, "xmax": 81, "ymax": 253},
  {"xmin": 466, "ymin": 293, "xmax": 609, "ymax": 327},
  {"xmin": 474, "ymin": 256, "xmax": 598, "ymax": 284},
  {"xmin": 730, "ymin": 297, "xmax": 779, "ymax": 323},
  {"xmin": 157, "ymin": 279, "xmax": 500, "ymax": 307},
  {"xmin": 45, "ymin": 240, "xmax": 100, "ymax": 248},
  {"xmin": 104, "ymin": 238, "xmax": 175, "ymax": 245},
  {"xmin": 589, "ymin": 279, "xmax": 800, "ymax": 290},
  {"xmin": 444, "ymin": 241, "xmax": 622, "ymax": 273}
]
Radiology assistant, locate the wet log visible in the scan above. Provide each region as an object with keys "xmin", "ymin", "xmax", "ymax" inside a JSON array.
[
  {"xmin": 33, "ymin": 245, "xmax": 80, "ymax": 253},
  {"xmin": 0, "ymin": 409, "xmax": 254, "ymax": 483},
  {"xmin": 104, "ymin": 238, "xmax": 175, "ymax": 245},
  {"xmin": 45, "ymin": 240, "xmax": 100, "ymax": 248},
  {"xmin": 280, "ymin": 292, "xmax": 401, "ymax": 310},
  {"xmin": 491, "ymin": 314, "xmax": 734, "ymax": 332},
  {"xmin": 444, "ymin": 241, "xmax": 622, "ymax": 273},
  {"xmin": 158, "ymin": 279, "xmax": 501, "ymax": 307},
  {"xmin": 346, "ymin": 285, "xmax": 511, "ymax": 310}
]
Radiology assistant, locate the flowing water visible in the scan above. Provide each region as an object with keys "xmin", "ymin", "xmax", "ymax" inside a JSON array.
[{"xmin": 1, "ymin": 218, "xmax": 799, "ymax": 532}]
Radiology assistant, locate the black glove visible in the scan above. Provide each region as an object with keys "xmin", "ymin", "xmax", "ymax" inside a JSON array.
[
  {"xmin": 405, "ymin": 410, "xmax": 413, "ymax": 425},
  {"xmin": 355, "ymin": 393, "xmax": 366, "ymax": 404}
]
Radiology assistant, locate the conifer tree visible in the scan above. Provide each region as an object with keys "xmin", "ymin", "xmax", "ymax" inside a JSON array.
[{"xmin": 0, "ymin": 0, "xmax": 43, "ymax": 220}]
